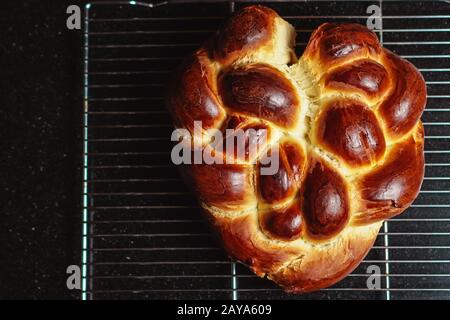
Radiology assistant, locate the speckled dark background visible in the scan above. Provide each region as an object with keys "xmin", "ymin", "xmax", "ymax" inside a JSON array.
[{"xmin": 1, "ymin": 0, "xmax": 85, "ymax": 299}]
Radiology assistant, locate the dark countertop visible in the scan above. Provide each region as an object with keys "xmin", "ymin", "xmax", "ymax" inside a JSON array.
[{"xmin": 1, "ymin": 0, "xmax": 84, "ymax": 299}]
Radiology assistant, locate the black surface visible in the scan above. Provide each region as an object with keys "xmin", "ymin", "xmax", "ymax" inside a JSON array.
[{"xmin": 1, "ymin": 0, "xmax": 85, "ymax": 299}]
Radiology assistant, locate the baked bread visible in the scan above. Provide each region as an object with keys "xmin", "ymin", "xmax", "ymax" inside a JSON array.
[{"xmin": 166, "ymin": 5, "xmax": 426, "ymax": 293}]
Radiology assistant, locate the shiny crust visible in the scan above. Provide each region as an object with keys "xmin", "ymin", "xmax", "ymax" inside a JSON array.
[
  {"xmin": 166, "ymin": 49, "xmax": 226, "ymax": 135},
  {"xmin": 260, "ymin": 202, "xmax": 304, "ymax": 241},
  {"xmin": 207, "ymin": 207, "xmax": 382, "ymax": 293},
  {"xmin": 257, "ymin": 140, "xmax": 305, "ymax": 204},
  {"xmin": 270, "ymin": 222, "xmax": 382, "ymax": 293},
  {"xmin": 182, "ymin": 163, "xmax": 256, "ymax": 212},
  {"xmin": 258, "ymin": 147, "xmax": 296, "ymax": 204},
  {"xmin": 354, "ymin": 124, "xmax": 425, "ymax": 224},
  {"xmin": 210, "ymin": 212, "xmax": 300, "ymax": 276},
  {"xmin": 212, "ymin": 6, "xmax": 277, "ymax": 65},
  {"xmin": 324, "ymin": 59, "xmax": 389, "ymax": 99},
  {"xmin": 314, "ymin": 100, "xmax": 386, "ymax": 166},
  {"xmin": 219, "ymin": 63, "xmax": 300, "ymax": 128},
  {"xmin": 302, "ymin": 157, "xmax": 349, "ymax": 239},
  {"xmin": 378, "ymin": 52, "xmax": 427, "ymax": 139},
  {"xmin": 166, "ymin": 6, "xmax": 426, "ymax": 293},
  {"xmin": 303, "ymin": 23, "xmax": 381, "ymax": 70}
]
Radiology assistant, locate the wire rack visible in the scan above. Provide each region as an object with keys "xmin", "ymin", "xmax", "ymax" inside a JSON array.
[{"xmin": 82, "ymin": 0, "xmax": 450, "ymax": 300}]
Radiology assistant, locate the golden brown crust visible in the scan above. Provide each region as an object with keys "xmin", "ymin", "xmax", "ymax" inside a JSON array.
[
  {"xmin": 219, "ymin": 63, "xmax": 300, "ymax": 128},
  {"xmin": 182, "ymin": 162, "xmax": 256, "ymax": 212},
  {"xmin": 315, "ymin": 99, "xmax": 386, "ymax": 167},
  {"xmin": 303, "ymin": 23, "xmax": 381, "ymax": 70},
  {"xmin": 210, "ymin": 212, "xmax": 299, "ymax": 276},
  {"xmin": 205, "ymin": 206, "xmax": 382, "ymax": 293},
  {"xmin": 257, "ymin": 142, "xmax": 305, "ymax": 205},
  {"xmin": 258, "ymin": 147, "xmax": 296, "ymax": 204},
  {"xmin": 378, "ymin": 52, "xmax": 427, "ymax": 139},
  {"xmin": 166, "ymin": 5, "xmax": 426, "ymax": 293},
  {"xmin": 323, "ymin": 59, "xmax": 389, "ymax": 100},
  {"xmin": 302, "ymin": 156, "xmax": 350, "ymax": 239},
  {"xmin": 353, "ymin": 123, "xmax": 425, "ymax": 224},
  {"xmin": 211, "ymin": 5, "xmax": 278, "ymax": 65},
  {"xmin": 260, "ymin": 201, "xmax": 304, "ymax": 241},
  {"xmin": 166, "ymin": 49, "xmax": 226, "ymax": 134},
  {"xmin": 270, "ymin": 222, "xmax": 382, "ymax": 293}
]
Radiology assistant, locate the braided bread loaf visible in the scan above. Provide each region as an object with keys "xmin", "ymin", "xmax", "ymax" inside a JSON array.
[{"xmin": 166, "ymin": 5, "xmax": 426, "ymax": 293}]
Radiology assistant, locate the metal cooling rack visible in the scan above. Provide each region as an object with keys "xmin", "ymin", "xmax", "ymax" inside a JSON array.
[{"xmin": 82, "ymin": 0, "xmax": 450, "ymax": 300}]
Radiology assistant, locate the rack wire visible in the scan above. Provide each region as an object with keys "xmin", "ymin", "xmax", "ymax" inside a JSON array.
[{"xmin": 82, "ymin": 0, "xmax": 450, "ymax": 300}]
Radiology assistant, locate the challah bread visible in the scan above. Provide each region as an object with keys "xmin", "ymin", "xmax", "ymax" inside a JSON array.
[{"xmin": 166, "ymin": 5, "xmax": 426, "ymax": 293}]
